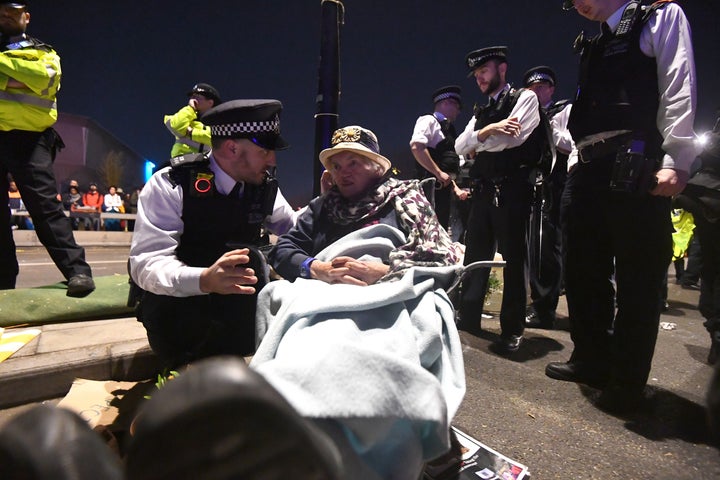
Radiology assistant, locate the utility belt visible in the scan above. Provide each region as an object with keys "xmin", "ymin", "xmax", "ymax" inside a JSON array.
[
  {"xmin": 577, "ymin": 133, "xmax": 660, "ymax": 194},
  {"xmin": 470, "ymin": 174, "xmax": 528, "ymax": 208}
]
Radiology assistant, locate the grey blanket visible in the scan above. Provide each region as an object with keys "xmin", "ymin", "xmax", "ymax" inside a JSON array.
[{"xmin": 251, "ymin": 225, "xmax": 466, "ymax": 479}]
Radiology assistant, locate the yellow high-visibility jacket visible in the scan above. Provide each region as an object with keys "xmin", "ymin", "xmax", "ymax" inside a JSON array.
[
  {"xmin": 0, "ymin": 36, "xmax": 60, "ymax": 132},
  {"xmin": 671, "ymin": 208, "xmax": 695, "ymax": 261},
  {"xmin": 164, "ymin": 105, "xmax": 212, "ymax": 157}
]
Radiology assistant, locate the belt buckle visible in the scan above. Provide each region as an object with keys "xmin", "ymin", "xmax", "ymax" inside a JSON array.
[{"xmin": 579, "ymin": 148, "xmax": 591, "ymax": 164}]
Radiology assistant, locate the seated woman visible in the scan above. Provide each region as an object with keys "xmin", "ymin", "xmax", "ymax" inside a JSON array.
[{"xmin": 252, "ymin": 126, "xmax": 465, "ymax": 479}]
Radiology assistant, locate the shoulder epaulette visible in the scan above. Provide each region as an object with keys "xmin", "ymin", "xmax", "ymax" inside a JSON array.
[
  {"xmin": 546, "ymin": 99, "xmax": 571, "ymax": 118},
  {"xmin": 169, "ymin": 152, "xmax": 209, "ymax": 169}
]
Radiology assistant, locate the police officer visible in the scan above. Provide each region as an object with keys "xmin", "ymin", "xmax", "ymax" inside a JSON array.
[
  {"xmin": 164, "ymin": 83, "xmax": 221, "ymax": 158},
  {"xmin": 410, "ymin": 85, "xmax": 464, "ymax": 229},
  {"xmin": 523, "ymin": 66, "xmax": 574, "ymax": 329},
  {"xmin": 546, "ymin": 0, "xmax": 698, "ymax": 413},
  {"xmin": 455, "ymin": 46, "xmax": 544, "ymax": 354},
  {"xmin": 0, "ymin": 1, "xmax": 95, "ymax": 296},
  {"xmin": 129, "ymin": 99, "xmax": 297, "ymax": 368}
]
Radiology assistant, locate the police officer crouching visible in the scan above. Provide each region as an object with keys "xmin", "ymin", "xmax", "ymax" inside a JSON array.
[{"xmin": 129, "ymin": 100, "xmax": 298, "ymax": 368}]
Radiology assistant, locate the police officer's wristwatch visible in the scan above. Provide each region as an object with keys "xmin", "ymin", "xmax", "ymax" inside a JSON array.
[{"xmin": 300, "ymin": 257, "xmax": 316, "ymax": 279}]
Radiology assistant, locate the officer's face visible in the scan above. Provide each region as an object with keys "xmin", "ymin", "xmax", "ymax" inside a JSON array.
[
  {"xmin": 571, "ymin": 0, "xmax": 615, "ymax": 21},
  {"xmin": 221, "ymin": 139, "xmax": 276, "ymax": 185},
  {"xmin": 473, "ymin": 61, "xmax": 503, "ymax": 96},
  {"xmin": 527, "ymin": 82, "xmax": 555, "ymax": 107},
  {"xmin": 0, "ymin": 4, "xmax": 29, "ymax": 36},
  {"xmin": 326, "ymin": 151, "xmax": 384, "ymax": 202},
  {"xmin": 190, "ymin": 93, "xmax": 215, "ymax": 114},
  {"xmin": 436, "ymin": 98, "xmax": 461, "ymax": 122}
]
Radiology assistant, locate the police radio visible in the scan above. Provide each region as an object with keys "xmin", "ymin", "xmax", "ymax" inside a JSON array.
[{"xmin": 609, "ymin": 139, "xmax": 658, "ymax": 194}]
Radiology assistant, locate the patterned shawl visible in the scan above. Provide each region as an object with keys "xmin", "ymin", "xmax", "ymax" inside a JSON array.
[{"xmin": 323, "ymin": 175, "xmax": 463, "ymax": 281}]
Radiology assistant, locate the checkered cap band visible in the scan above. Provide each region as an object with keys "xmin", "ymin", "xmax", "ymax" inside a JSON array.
[
  {"xmin": 210, "ymin": 114, "xmax": 280, "ymax": 137},
  {"xmin": 433, "ymin": 92, "xmax": 461, "ymax": 103},
  {"xmin": 526, "ymin": 72, "xmax": 554, "ymax": 86}
]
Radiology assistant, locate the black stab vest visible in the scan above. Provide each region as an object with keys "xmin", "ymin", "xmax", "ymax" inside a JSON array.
[
  {"xmin": 168, "ymin": 156, "xmax": 277, "ymax": 268},
  {"xmin": 418, "ymin": 114, "xmax": 460, "ymax": 178},
  {"xmin": 469, "ymin": 88, "xmax": 545, "ymax": 180},
  {"xmin": 568, "ymin": 1, "xmax": 665, "ymax": 158}
]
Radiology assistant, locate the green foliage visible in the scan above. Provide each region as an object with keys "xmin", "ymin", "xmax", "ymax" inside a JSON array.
[{"xmin": 485, "ymin": 270, "xmax": 501, "ymax": 304}]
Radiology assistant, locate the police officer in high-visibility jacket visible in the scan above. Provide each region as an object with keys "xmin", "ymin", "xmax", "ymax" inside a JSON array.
[
  {"xmin": 164, "ymin": 83, "xmax": 221, "ymax": 158},
  {"xmin": 0, "ymin": 1, "xmax": 95, "ymax": 296}
]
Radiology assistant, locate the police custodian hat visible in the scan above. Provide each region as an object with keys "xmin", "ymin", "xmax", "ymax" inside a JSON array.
[
  {"xmin": 187, "ymin": 83, "xmax": 222, "ymax": 104},
  {"xmin": 523, "ymin": 66, "xmax": 557, "ymax": 87},
  {"xmin": 465, "ymin": 46, "xmax": 509, "ymax": 75},
  {"xmin": 432, "ymin": 85, "xmax": 462, "ymax": 108},
  {"xmin": 201, "ymin": 99, "xmax": 290, "ymax": 151}
]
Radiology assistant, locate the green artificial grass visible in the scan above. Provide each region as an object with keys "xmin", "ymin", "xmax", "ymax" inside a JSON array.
[{"xmin": 0, "ymin": 274, "xmax": 135, "ymax": 327}]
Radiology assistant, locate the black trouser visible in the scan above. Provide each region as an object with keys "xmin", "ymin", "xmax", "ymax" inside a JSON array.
[
  {"xmin": 561, "ymin": 156, "xmax": 671, "ymax": 391},
  {"xmin": 528, "ymin": 167, "xmax": 567, "ymax": 322},
  {"xmin": 460, "ymin": 176, "xmax": 533, "ymax": 337},
  {"xmin": 694, "ymin": 216, "xmax": 720, "ymax": 336},
  {"xmin": 0, "ymin": 129, "xmax": 91, "ymax": 289},
  {"xmin": 137, "ymin": 291, "xmax": 258, "ymax": 368},
  {"xmin": 433, "ymin": 182, "xmax": 452, "ymax": 230}
]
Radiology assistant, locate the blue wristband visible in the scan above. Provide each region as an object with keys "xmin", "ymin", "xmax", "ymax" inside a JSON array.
[{"xmin": 300, "ymin": 257, "xmax": 316, "ymax": 279}]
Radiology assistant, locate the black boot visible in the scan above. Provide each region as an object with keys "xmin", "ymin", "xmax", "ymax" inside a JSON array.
[
  {"xmin": 125, "ymin": 356, "xmax": 343, "ymax": 480},
  {"xmin": 0, "ymin": 405, "xmax": 123, "ymax": 480}
]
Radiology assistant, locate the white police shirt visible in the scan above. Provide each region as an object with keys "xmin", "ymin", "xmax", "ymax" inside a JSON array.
[
  {"xmin": 454, "ymin": 84, "xmax": 541, "ymax": 156},
  {"xmin": 129, "ymin": 154, "xmax": 297, "ymax": 297}
]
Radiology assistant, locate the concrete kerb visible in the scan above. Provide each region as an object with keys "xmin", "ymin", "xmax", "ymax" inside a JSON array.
[{"xmin": 13, "ymin": 229, "xmax": 133, "ymax": 247}]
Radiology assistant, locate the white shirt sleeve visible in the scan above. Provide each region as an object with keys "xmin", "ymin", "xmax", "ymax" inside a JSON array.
[
  {"xmin": 640, "ymin": 3, "xmax": 699, "ymax": 172},
  {"xmin": 455, "ymin": 89, "xmax": 540, "ymax": 154},
  {"xmin": 551, "ymin": 103, "xmax": 575, "ymax": 155},
  {"xmin": 265, "ymin": 188, "xmax": 298, "ymax": 235},
  {"xmin": 409, "ymin": 114, "xmax": 444, "ymax": 148},
  {"xmin": 129, "ymin": 168, "xmax": 206, "ymax": 297}
]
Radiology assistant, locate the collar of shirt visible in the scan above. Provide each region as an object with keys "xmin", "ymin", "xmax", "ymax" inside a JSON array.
[
  {"xmin": 605, "ymin": 1, "xmax": 632, "ymax": 32},
  {"xmin": 433, "ymin": 111, "xmax": 448, "ymax": 122},
  {"xmin": 490, "ymin": 83, "xmax": 511, "ymax": 105},
  {"xmin": 209, "ymin": 153, "xmax": 244, "ymax": 197}
]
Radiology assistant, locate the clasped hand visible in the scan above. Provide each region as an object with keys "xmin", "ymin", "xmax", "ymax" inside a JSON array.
[
  {"xmin": 199, "ymin": 249, "xmax": 258, "ymax": 295},
  {"xmin": 313, "ymin": 256, "xmax": 389, "ymax": 286}
]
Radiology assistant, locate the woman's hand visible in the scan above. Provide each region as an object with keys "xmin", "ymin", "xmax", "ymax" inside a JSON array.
[{"xmin": 311, "ymin": 256, "xmax": 389, "ymax": 286}]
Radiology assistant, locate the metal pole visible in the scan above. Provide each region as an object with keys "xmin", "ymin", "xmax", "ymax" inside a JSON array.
[{"xmin": 313, "ymin": 0, "xmax": 344, "ymax": 197}]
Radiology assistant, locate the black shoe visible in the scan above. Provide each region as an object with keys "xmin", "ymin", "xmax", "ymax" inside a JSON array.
[
  {"xmin": 0, "ymin": 405, "xmax": 123, "ymax": 480},
  {"xmin": 681, "ymin": 281, "xmax": 701, "ymax": 291},
  {"xmin": 525, "ymin": 310, "xmax": 555, "ymax": 329},
  {"xmin": 545, "ymin": 361, "xmax": 608, "ymax": 389},
  {"xmin": 596, "ymin": 385, "xmax": 646, "ymax": 414},
  {"xmin": 67, "ymin": 274, "xmax": 95, "ymax": 297},
  {"xmin": 126, "ymin": 356, "xmax": 343, "ymax": 480},
  {"xmin": 491, "ymin": 335, "xmax": 522, "ymax": 354},
  {"xmin": 709, "ymin": 331, "xmax": 720, "ymax": 365}
]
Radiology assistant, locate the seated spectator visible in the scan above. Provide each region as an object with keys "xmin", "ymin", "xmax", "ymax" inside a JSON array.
[
  {"xmin": 81, "ymin": 182, "xmax": 103, "ymax": 230},
  {"xmin": 61, "ymin": 184, "xmax": 83, "ymax": 230},
  {"xmin": 257, "ymin": 126, "xmax": 465, "ymax": 479},
  {"xmin": 7, "ymin": 179, "xmax": 32, "ymax": 230},
  {"xmin": 103, "ymin": 185, "xmax": 123, "ymax": 231}
]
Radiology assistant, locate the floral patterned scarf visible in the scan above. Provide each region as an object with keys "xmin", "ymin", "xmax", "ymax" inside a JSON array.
[{"xmin": 323, "ymin": 175, "xmax": 463, "ymax": 281}]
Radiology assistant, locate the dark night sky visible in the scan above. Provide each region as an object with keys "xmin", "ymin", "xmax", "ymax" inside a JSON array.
[{"xmin": 30, "ymin": 1, "xmax": 720, "ymax": 207}]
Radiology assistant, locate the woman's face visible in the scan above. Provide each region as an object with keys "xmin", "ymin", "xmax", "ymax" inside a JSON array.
[{"xmin": 326, "ymin": 151, "xmax": 382, "ymax": 201}]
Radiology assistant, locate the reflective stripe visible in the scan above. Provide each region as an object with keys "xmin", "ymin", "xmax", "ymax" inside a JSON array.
[
  {"xmin": 175, "ymin": 137, "xmax": 203, "ymax": 149},
  {"xmin": 165, "ymin": 119, "xmax": 202, "ymax": 149},
  {"xmin": 0, "ymin": 90, "xmax": 56, "ymax": 110}
]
